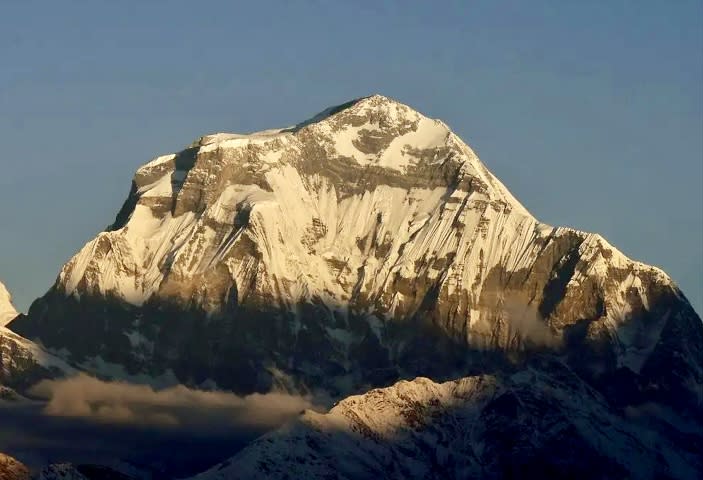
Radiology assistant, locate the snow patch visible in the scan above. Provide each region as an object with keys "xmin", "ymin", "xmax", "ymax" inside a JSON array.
[{"xmin": 0, "ymin": 281, "xmax": 18, "ymax": 326}]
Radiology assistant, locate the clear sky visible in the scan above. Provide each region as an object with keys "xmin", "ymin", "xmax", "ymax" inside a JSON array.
[{"xmin": 0, "ymin": 0, "xmax": 701, "ymax": 314}]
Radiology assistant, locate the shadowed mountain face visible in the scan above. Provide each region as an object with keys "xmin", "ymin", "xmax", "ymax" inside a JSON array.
[
  {"xmin": 0, "ymin": 325, "xmax": 73, "ymax": 396},
  {"xmin": 8, "ymin": 95, "xmax": 702, "ymax": 415},
  {"xmin": 0, "ymin": 453, "xmax": 125, "ymax": 480},
  {"xmin": 189, "ymin": 358, "xmax": 702, "ymax": 480}
]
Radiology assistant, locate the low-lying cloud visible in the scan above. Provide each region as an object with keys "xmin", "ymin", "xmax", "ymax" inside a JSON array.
[
  {"xmin": 502, "ymin": 296, "xmax": 561, "ymax": 348},
  {"xmin": 29, "ymin": 374, "xmax": 316, "ymax": 429}
]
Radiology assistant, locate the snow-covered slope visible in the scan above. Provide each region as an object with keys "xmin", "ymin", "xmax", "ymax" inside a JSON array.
[
  {"xmin": 190, "ymin": 358, "xmax": 701, "ymax": 480},
  {"xmin": 0, "ymin": 282, "xmax": 17, "ymax": 327},
  {"xmin": 0, "ymin": 280, "xmax": 74, "ymax": 395},
  {"xmin": 0, "ymin": 323, "xmax": 75, "ymax": 395},
  {"xmin": 36, "ymin": 463, "xmax": 147, "ymax": 480},
  {"xmin": 9, "ymin": 95, "xmax": 701, "ymax": 409},
  {"xmin": 36, "ymin": 464, "xmax": 90, "ymax": 480}
]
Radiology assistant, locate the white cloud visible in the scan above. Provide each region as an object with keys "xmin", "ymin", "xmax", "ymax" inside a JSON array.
[{"xmin": 29, "ymin": 374, "xmax": 316, "ymax": 428}]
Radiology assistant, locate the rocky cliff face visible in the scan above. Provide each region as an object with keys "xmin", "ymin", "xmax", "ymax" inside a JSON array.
[
  {"xmin": 0, "ymin": 324, "xmax": 74, "ymax": 395},
  {"xmin": 1, "ymin": 281, "xmax": 73, "ymax": 394},
  {"xmin": 0, "ymin": 453, "xmax": 29, "ymax": 480},
  {"xmin": 189, "ymin": 357, "xmax": 701, "ymax": 480},
  {"xmin": 9, "ymin": 96, "xmax": 702, "ymax": 415}
]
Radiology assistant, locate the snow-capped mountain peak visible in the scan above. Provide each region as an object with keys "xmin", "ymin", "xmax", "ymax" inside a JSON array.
[
  {"xmin": 0, "ymin": 281, "xmax": 18, "ymax": 327},
  {"xmin": 9, "ymin": 95, "xmax": 700, "ymax": 408},
  {"xmin": 3, "ymin": 94, "xmax": 702, "ymax": 479}
]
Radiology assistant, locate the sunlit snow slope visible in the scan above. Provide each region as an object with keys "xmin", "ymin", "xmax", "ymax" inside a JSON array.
[
  {"xmin": 0, "ymin": 281, "xmax": 17, "ymax": 327},
  {"xmin": 10, "ymin": 95, "xmax": 701, "ymax": 406}
]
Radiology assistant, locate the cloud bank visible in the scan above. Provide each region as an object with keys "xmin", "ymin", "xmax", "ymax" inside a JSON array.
[{"xmin": 29, "ymin": 374, "xmax": 315, "ymax": 428}]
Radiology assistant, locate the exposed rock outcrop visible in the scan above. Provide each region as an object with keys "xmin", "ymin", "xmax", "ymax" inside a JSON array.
[
  {"xmin": 0, "ymin": 453, "xmax": 29, "ymax": 480},
  {"xmin": 9, "ymin": 96, "xmax": 701, "ymax": 417},
  {"xmin": 1, "ymin": 321, "xmax": 74, "ymax": 394}
]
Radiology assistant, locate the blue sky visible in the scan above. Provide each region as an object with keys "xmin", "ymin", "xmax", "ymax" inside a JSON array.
[{"xmin": 0, "ymin": 0, "xmax": 701, "ymax": 313}]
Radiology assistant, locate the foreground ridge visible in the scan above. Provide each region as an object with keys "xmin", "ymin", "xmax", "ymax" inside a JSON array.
[{"xmin": 189, "ymin": 359, "xmax": 701, "ymax": 479}]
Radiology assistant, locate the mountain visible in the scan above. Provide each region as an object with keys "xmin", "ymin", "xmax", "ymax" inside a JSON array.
[
  {"xmin": 36, "ymin": 463, "xmax": 145, "ymax": 480},
  {"xmin": 1, "ymin": 280, "xmax": 74, "ymax": 395},
  {"xmin": 0, "ymin": 282, "xmax": 17, "ymax": 327},
  {"xmin": 0, "ymin": 454, "xmax": 143, "ymax": 480},
  {"xmin": 0, "ymin": 323, "xmax": 75, "ymax": 396},
  {"xmin": 4, "ymin": 94, "xmax": 702, "ymax": 478},
  {"xmin": 189, "ymin": 357, "xmax": 701, "ymax": 480},
  {"xmin": 0, "ymin": 453, "xmax": 29, "ymax": 480},
  {"xmin": 9, "ymin": 95, "xmax": 701, "ymax": 410}
]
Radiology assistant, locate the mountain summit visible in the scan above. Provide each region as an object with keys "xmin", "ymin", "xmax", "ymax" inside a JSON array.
[
  {"xmin": 9, "ymin": 95, "xmax": 701, "ymax": 408},
  {"xmin": 6, "ymin": 95, "xmax": 702, "ymax": 478},
  {"xmin": 0, "ymin": 281, "xmax": 17, "ymax": 327}
]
